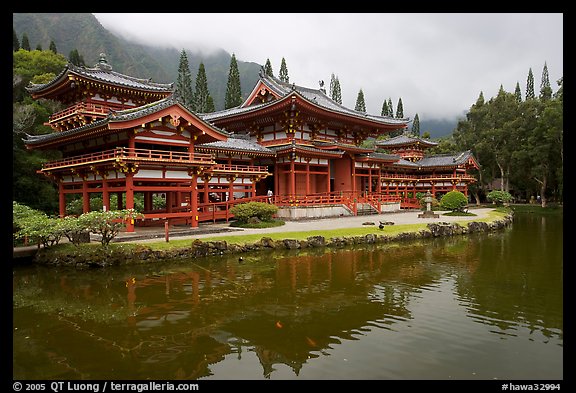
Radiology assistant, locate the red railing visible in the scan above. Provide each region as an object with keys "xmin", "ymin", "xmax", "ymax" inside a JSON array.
[
  {"xmin": 380, "ymin": 173, "xmax": 476, "ymax": 182},
  {"xmin": 48, "ymin": 102, "xmax": 112, "ymax": 123},
  {"xmin": 42, "ymin": 147, "xmax": 215, "ymax": 170},
  {"xmin": 208, "ymin": 164, "xmax": 269, "ymax": 174}
]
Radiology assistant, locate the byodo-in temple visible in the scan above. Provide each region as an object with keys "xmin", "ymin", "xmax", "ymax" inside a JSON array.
[{"xmin": 24, "ymin": 54, "xmax": 479, "ymax": 232}]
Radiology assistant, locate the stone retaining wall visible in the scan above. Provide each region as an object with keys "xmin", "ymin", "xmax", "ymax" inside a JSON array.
[{"xmin": 32, "ymin": 213, "xmax": 514, "ymax": 268}]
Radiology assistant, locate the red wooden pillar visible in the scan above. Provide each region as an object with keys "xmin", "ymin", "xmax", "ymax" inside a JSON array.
[
  {"xmin": 251, "ymin": 177, "xmax": 257, "ymax": 198},
  {"xmin": 368, "ymin": 168, "xmax": 372, "ymax": 193},
  {"xmin": 377, "ymin": 168, "xmax": 382, "ymax": 193},
  {"xmin": 102, "ymin": 178, "xmax": 110, "ymax": 212},
  {"xmin": 351, "ymin": 157, "xmax": 356, "ymax": 193},
  {"xmin": 326, "ymin": 162, "xmax": 331, "ymax": 193},
  {"xmin": 191, "ymin": 174, "xmax": 198, "ymax": 228},
  {"xmin": 274, "ymin": 162, "xmax": 279, "ymax": 196},
  {"xmin": 58, "ymin": 180, "xmax": 66, "ymax": 217},
  {"xmin": 306, "ymin": 162, "xmax": 310, "ymax": 195},
  {"xmin": 125, "ymin": 173, "xmax": 135, "ymax": 232},
  {"xmin": 144, "ymin": 192, "xmax": 152, "ymax": 212},
  {"xmin": 290, "ymin": 160, "xmax": 296, "ymax": 197},
  {"xmin": 82, "ymin": 177, "xmax": 90, "ymax": 213},
  {"xmin": 203, "ymin": 176, "xmax": 209, "ymax": 204}
]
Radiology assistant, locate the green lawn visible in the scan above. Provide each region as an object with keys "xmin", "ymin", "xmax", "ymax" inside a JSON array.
[{"xmin": 144, "ymin": 209, "xmax": 509, "ymax": 250}]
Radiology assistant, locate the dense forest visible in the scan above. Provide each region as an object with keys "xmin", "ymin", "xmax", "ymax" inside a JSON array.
[{"xmin": 12, "ymin": 23, "xmax": 562, "ymax": 213}]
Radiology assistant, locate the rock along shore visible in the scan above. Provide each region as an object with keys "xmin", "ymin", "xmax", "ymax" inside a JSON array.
[{"xmin": 31, "ymin": 212, "xmax": 514, "ymax": 268}]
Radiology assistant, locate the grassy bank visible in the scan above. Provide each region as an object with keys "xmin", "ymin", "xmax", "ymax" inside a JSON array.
[
  {"xmin": 27, "ymin": 208, "xmax": 513, "ymax": 262},
  {"xmin": 142, "ymin": 208, "xmax": 510, "ymax": 250}
]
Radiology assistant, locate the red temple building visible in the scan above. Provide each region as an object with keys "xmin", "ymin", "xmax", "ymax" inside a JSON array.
[{"xmin": 24, "ymin": 54, "xmax": 479, "ymax": 231}]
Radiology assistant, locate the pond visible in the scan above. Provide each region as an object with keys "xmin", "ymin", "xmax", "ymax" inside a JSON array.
[{"xmin": 13, "ymin": 211, "xmax": 563, "ymax": 380}]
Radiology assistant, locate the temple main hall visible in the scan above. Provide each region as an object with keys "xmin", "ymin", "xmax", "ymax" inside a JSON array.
[{"xmin": 25, "ymin": 54, "xmax": 479, "ymax": 231}]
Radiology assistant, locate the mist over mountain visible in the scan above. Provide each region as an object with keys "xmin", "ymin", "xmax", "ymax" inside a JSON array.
[
  {"xmin": 14, "ymin": 13, "xmax": 461, "ymax": 138},
  {"xmin": 13, "ymin": 13, "xmax": 262, "ymax": 111}
]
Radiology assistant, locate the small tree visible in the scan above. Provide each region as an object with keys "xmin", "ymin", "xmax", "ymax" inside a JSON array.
[
  {"xmin": 487, "ymin": 190, "xmax": 513, "ymax": 206},
  {"xmin": 440, "ymin": 190, "xmax": 468, "ymax": 212},
  {"xmin": 78, "ymin": 209, "xmax": 143, "ymax": 246}
]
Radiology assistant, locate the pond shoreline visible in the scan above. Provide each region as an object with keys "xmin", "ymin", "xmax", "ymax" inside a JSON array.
[{"xmin": 29, "ymin": 211, "xmax": 514, "ymax": 268}]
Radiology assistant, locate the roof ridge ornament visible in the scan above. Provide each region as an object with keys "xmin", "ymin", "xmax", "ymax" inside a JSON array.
[{"xmin": 95, "ymin": 53, "xmax": 112, "ymax": 71}]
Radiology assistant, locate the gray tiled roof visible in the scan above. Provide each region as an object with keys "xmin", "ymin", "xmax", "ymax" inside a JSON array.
[
  {"xmin": 26, "ymin": 59, "xmax": 173, "ymax": 94},
  {"xmin": 391, "ymin": 158, "xmax": 419, "ymax": 168},
  {"xmin": 259, "ymin": 73, "xmax": 410, "ymax": 125},
  {"xmin": 196, "ymin": 134, "xmax": 274, "ymax": 155},
  {"xmin": 417, "ymin": 151, "xmax": 475, "ymax": 168},
  {"xmin": 376, "ymin": 134, "xmax": 438, "ymax": 147},
  {"xmin": 268, "ymin": 143, "xmax": 344, "ymax": 157},
  {"xmin": 201, "ymin": 73, "xmax": 409, "ymax": 127},
  {"xmin": 357, "ymin": 152, "xmax": 401, "ymax": 161},
  {"xmin": 24, "ymin": 96, "xmax": 228, "ymax": 145}
]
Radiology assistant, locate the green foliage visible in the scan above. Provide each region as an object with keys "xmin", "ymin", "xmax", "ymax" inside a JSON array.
[
  {"xmin": 13, "ymin": 28, "xmax": 20, "ymax": 51},
  {"xmin": 279, "ymin": 57, "xmax": 289, "ymax": 83},
  {"xmin": 49, "ymin": 40, "xmax": 57, "ymax": 54},
  {"xmin": 193, "ymin": 62, "xmax": 214, "ymax": 113},
  {"xmin": 355, "ymin": 89, "xmax": 366, "ymax": 112},
  {"xmin": 225, "ymin": 54, "xmax": 243, "ymax": 109},
  {"xmin": 264, "ymin": 58, "xmax": 274, "ymax": 77},
  {"xmin": 13, "ymin": 202, "xmax": 64, "ymax": 248},
  {"xmin": 440, "ymin": 190, "xmax": 468, "ymax": 212},
  {"xmin": 540, "ymin": 62, "xmax": 552, "ymax": 101},
  {"xmin": 329, "ymin": 74, "xmax": 342, "ymax": 104},
  {"xmin": 68, "ymin": 48, "xmax": 85, "ymax": 66},
  {"xmin": 486, "ymin": 190, "xmax": 513, "ymax": 206},
  {"xmin": 176, "ymin": 49, "xmax": 194, "ymax": 108},
  {"xmin": 381, "ymin": 100, "xmax": 390, "ymax": 116},
  {"xmin": 13, "ymin": 49, "xmax": 67, "ymax": 84},
  {"xmin": 230, "ymin": 202, "xmax": 279, "ymax": 223},
  {"xmin": 514, "ymin": 82, "xmax": 522, "ymax": 103},
  {"xmin": 412, "ymin": 113, "xmax": 420, "ymax": 135},
  {"xmin": 387, "ymin": 98, "xmax": 394, "ymax": 117},
  {"xmin": 396, "ymin": 97, "xmax": 404, "ymax": 118},
  {"xmin": 21, "ymin": 33, "xmax": 30, "ymax": 51},
  {"xmin": 526, "ymin": 68, "xmax": 535, "ymax": 100},
  {"xmin": 79, "ymin": 209, "xmax": 144, "ymax": 246}
]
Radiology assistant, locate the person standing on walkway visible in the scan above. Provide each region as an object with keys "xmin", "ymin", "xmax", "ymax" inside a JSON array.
[{"xmin": 267, "ymin": 189, "xmax": 273, "ymax": 203}]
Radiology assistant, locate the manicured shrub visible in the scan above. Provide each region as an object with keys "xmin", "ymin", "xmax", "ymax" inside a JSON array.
[
  {"xmin": 440, "ymin": 190, "xmax": 468, "ymax": 212},
  {"xmin": 230, "ymin": 202, "xmax": 278, "ymax": 223}
]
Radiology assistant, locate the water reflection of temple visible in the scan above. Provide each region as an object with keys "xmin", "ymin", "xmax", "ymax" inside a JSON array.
[{"xmin": 14, "ymin": 237, "xmax": 507, "ymax": 379}]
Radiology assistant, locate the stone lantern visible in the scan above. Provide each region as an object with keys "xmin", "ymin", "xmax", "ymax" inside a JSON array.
[{"xmin": 418, "ymin": 191, "xmax": 439, "ymax": 218}]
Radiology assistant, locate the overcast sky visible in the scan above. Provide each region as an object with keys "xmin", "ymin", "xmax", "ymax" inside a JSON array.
[{"xmin": 93, "ymin": 13, "xmax": 563, "ymax": 122}]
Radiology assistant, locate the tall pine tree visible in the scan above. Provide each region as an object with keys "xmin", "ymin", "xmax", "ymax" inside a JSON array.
[
  {"xmin": 387, "ymin": 98, "xmax": 394, "ymax": 117},
  {"xmin": 279, "ymin": 57, "xmax": 289, "ymax": 83},
  {"xmin": 395, "ymin": 98, "xmax": 404, "ymax": 118},
  {"xmin": 49, "ymin": 40, "xmax": 57, "ymax": 54},
  {"xmin": 412, "ymin": 113, "xmax": 420, "ymax": 136},
  {"xmin": 176, "ymin": 49, "xmax": 194, "ymax": 108},
  {"xmin": 225, "ymin": 53, "xmax": 243, "ymax": 109},
  {"xmin": 539, "ymin": 62, "xmax": 552, "ymax": 101},
  {"xmin": 329, "ymin": 74, "xmax": 336, "ymax": 98},
  {"xmin": 264, "ymin": 58, "xmax": 274, "ymax": 77},
  {"xmin": 68, "ymin": 49, "xmax": 85, "ymax": 66},
  {"xmin": 332, "ymin": 76, "xmax": 342, "ymax": 104},
  {"xmin": 36, "ymin": 44, "xmax": 42, "ymax": 51},
  {"xmin": 381, "ymin": 100, "xmax": 390, "ymax": 116},
  {"xmin": 13, "ymin": 28, "xmax": 20, "ymax": 51},
  {"xmin": 21, "ymin": 33, "xmax": 30, "ymax": 51},
  {"xmin": 526, "ymin": 68, "xmax": 535, "ymax": 100},
  {"xmin": 514, "ymin": 82, "xmax": 522, "ymax": 103},
  {"xmin": 355, "ymin": 89, "xmax": 366, "ymax": 112},
  {"xmin": 193, "ymin": 62, "xmax": 213, "ymax": 113}
]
